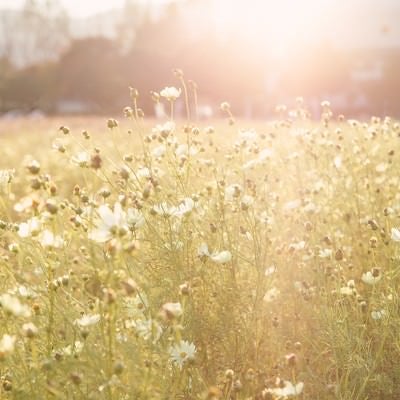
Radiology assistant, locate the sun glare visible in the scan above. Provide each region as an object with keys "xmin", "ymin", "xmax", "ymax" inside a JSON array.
[{"xmin": 213, "ymin": 0, "xmax": 333, "ymax": 55}]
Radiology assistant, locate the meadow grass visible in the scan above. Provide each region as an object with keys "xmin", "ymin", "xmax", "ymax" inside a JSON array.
[{"xmin": 0, "ymin": 98, "xmax": 400, "ymax": 400}]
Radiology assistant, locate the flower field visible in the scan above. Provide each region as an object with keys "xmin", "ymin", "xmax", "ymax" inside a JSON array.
[{"xmin": 0, "ymin": 95, "xmax": 400, "ymax": 399}]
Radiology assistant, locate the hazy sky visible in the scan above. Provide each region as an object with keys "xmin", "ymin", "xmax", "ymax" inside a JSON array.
[{"xmin": 0, "ymin": 0, "xmax": 175, "ymax": 17}]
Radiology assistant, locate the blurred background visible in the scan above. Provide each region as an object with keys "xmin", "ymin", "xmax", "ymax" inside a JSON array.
[{"xmin": 0, "ymin": 0, "xmax": 399, "ymax": 119}]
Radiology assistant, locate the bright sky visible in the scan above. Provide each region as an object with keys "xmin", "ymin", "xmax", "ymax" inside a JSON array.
[{"xmin": 0, "ymin": 0, "xmax": 173, "ymax": 17}]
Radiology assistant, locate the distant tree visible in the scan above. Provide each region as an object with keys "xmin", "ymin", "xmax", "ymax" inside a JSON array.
[
  {"xmin": 0, "ymin": 0, "xmax": 69, "ymax": 67},
  {"xmin": 0, "ymin": 62, "xmax": 56, "ymax": 111},
  {"xmin": 56, "ymin": 38, "xmax": 126, "ymax": 112}
]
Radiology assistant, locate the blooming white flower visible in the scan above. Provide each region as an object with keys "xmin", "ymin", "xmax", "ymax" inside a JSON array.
[
  {"xmin": 169, "ymin": 340, "xmax": 196, "ymax": 368},
  {"xmin": 153, "ymin": 198, "xmax": 194, "ymax": 218},
  {"xmin": 0, "ymin": 334, "xmax": 16, "ymax": 356},
  {"xmin": 160, "ymin": 86, "xmax": 181, "ymax": 101},
  {"xmin": 284, "ymin": 199, "xmax": 301, "ymax": 211},
  {"xmin": 263, "ymin": 287, "xmax": 280, "ymax": 303},
  {"xmin": 361, "ymin": 270, "xmax": 382, "ymax": 285},
  {"xmin": 265, "ymin": 380, "xmax": 304, "ymax": 397},
  {"xmin": 210, "ymin": 250, "xmax": 232, "ymax": 264},
  {"xmin": 71, "ymin": 152, "xmax": 90, "ymax": 167},
  {"xmin": 38, "ymin": 230, "xmax": 64, "ymax": 248},
  {"xmin": 198, "ymin": 243, "xmax": 210, "ymax": 258},
  {"xmin": 340, "ymin": 286, "xmax": 355, "ymax": 296},
  {"xmin": 153, "ymin": 120, "xmax": 175, "ymax": 136},
  {"xmin": 18, "ymin": 217, "xmax": 42, "ymax": 238},
  {"xmin": 375, "ymin": 163, "xmax": 388, "ymax": 173},
  {"xmin": 153, "ymin": 202, "xmax": 178, "ymax": 218},
  {"xmin": 334, "ymin": 155, "xmax": 342, "ymax": 169},
  {"xmin": 265, "ymin": 265, "xmax": 277, "ymax": 277},
  {"xmin": 371, "ymin": 309, "xmax": 386, "ymax": 320},
  {"xmin": 391, "ymin": 227, "xmax": 400, "ymax": 242},
  {"xmin": 127, "ymin": 208, "xmax": 145, "ymax": 230},
  {"xmin": 74, "ymin": 314, "xmax": 100, "ymax": 327},
  {"xmin": 340, "ymin": 280, "xmax": 357, "ymax": 296},
  {"xmin": 152, "ymin": 145, "xmax": 166, "ymax": 158},
  {"xmin": 175, "ymin": 144, "xmax": 198, "ymax": 157},
  {"xmin": 319, "ymin": 248, "xmax": 333, "ymax": 258},
  {"xmin": 242, "ymin": 148, "xmax": 273, "ymax": 170},
  {"xmin": 239, "ymin": 129, "xmax": 258, "ymax": 142},
  {"xmin": 59, "ymin": 341, "xmax": 84, "ymax": 356},
  {"xmin": 89, "ymin": 203, "xmax": 128, "ymax": 243},
  {"xmin": 133, "ymin": 319, "xmax": 162, "ymax": 342},
  {"xmin": 22, "ymin": 322, "xmax": 38, "ymax": 337},
  {"xmin": 175, "ymin": 198, "xmax": 195, "ymax": 217},
  {"xmin": 289, "ymin": 241, "xmax": 306, "ymax": 251},
  {"xmin": 0, "ymin": 293, "xmax": 31, "ymax": 317},
  {"xmin": 224, "ymin": 184, "xmax": 242, "ymax": 201},
  {"xmin": 241, "ymin": 195, "xmax": 254, "ymax": 208}
]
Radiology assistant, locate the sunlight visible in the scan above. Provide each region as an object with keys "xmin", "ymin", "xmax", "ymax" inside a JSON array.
[{"xmin": 213, "ymin": 0, "xmax": 333, "ymax": 55}]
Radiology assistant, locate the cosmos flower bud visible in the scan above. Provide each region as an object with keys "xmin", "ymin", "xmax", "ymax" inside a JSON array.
[
  {"xmin": 220, "ymin": 102, "xmax": 230, "ymax": 111},
  {"xmin": 225, "ymin": 369, "xmax": 234, "ymax": 379},
  {"xmin": 121, "ymin": 278, "xmax": 138, "ymax": 296},
  {"xmin": 22, "ymin": 322, "xmax": 38, "ymax": 338},
  {"xmin": 59, "ymin": 126, "xmax": 70, "ymax": 135},
  {"xmin": 285, "ymin": 353, "xmax": 297, "ymax": 367},
  {"xmin": 107, "ymin": 119, "xmax": 118, "ymax": 129},
  {"xmin": 160, "ymin": 302, "xmax": 182, "ymax": 321},
  {"xmin": 129, "ymin": 87, "xmax": 139, "ymax": 99}
]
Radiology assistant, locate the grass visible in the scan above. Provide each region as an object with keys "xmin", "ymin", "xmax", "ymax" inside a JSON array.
[{"xmin": 0, "ymin": 98, "xmax": 400, "ymax": 400}]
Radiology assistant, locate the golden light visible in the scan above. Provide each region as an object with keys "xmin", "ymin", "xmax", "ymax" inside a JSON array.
[{"xmin": 212, "ymin": 0, "xmax": 334, "ymax": 56}]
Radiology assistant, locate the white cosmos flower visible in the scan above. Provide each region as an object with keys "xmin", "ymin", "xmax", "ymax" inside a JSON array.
[
  {"xmin": 0, "ymin": 334, "xmax": 16, "ymax": 355},
  {"xmin": 169, "ymin": 340, "xmax": 196, "ymax": 368},
  {"xmin": 198, "ymin": 243, "xmax": 210, "ymax": 258},
  {"xmin": 71, "ymin": 151, "xmax": 90, "ymax": 167},
  {"xmin": 239, "ymin": 129, "xmax": 258, "ymax": 142},
  {"xmin": 38, "ymin": 230, "xmax": 64, "ymax": 248},
  {"xmin": 334, "ymin": 155, "xmax": 342, "ymax": 169},
  {"xmin": 361, "ymin": 270, "xmax": 382, "ymax": 285},
  {"xmin": 152, "ymin": 145, "xmax": 166, "ymax": 158},
  {"xmin": 74, "ymin": 314, "xmax": 101, "ymax": 327},
  {"xmin": 265, "ymin": 381, "xmax": 304, "ymax": 397},
  {"xmin": 340, "ymin": 286, "xmax": 356, "ymax": 296},
  {"xmin": 263, "ymin": 287, "xmax": 280, "ymax": 303},
  {"xmin": 284, "ymin": 199, "xmax": 302, "ymax": 211},
  {"xmin": 391, "ymin": 227, "xmax": 400, "ymax": 242},
  {"xmin": 175, "ymin": 144, "xmax": 198, "ymax": 157},
  {"xmin": 160, "ymin": 86, "xmax": 181, "ymax": 101},
  {"xmin": 0, "ymin": 293, "xmax": 31, "ymax": 317},
  {"xmin": 18, "ymin": 217, "xmax": 42, "ymax": 238},
  {"xmin": 224, "ymin": 184, "xmax": 242, "ymax": 201},
  {"xmin": 241, "ymin": 195, "xmax": 254, "ymax": 208},
  {"xmin": 89, "ymin": 203, "xmax": 128, "ymax": 243},
  {"xmin": 242, "ymin": 148, "xmax": 273, "ymax": 170},
  {"xmin": 289, "ymin": 241, "xmax": 306, "ymax": 251},
  {"xmin": 133, "ymin": 319, "xmax": 162, "ymax": 342},
  {"xmin": 59, "ymin": 341, "xmax": 84, "ymax": 356},
  {"xmin": 371, "ymin": 309, "xmax": 386, "ymax": 320},
  {"xmin": 127, "ymin": 208, "xmax": 145, "ymax": 230},
  {"xmin": 153, "ymin": 198, "xmax": 194, "ymax": 218},
  {"xmin": 319, "ymin": 248, "xmax": 333, "ymax": 258},
  {"xmin": 265, "ymin": 265, "xmax": 277, "ymax": 277},
  {"xmin": 340, "ymin": 280, "xmax": 357, "ymax": 296},
  {"xmin": 210, "ymin": 250, "xmax": 232, "ymax": 264},
  {"xmin": 137, "ymin": 167, "xmax": 151, "ymax": 179},
  {"xmin": 175, "ymin": 198, "xmax": 195, "ymax": 217},
  {"xmin": 153, "ymin": 120, "xmax": 175, "ymax": 136},
  {"xmin": 153, "ymin": 202, "xmax": 179, "ymax": 218}
]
